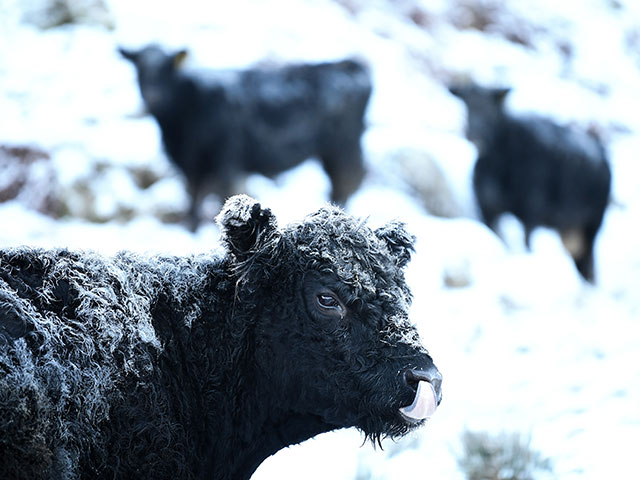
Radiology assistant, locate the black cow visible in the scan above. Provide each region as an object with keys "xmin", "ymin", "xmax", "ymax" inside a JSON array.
[
  {"xmin": 119, "ymin": 45, "xmax": 372, "ymax": 230},
  {"xmin": 449, "ymin": 83, "xmax": 611, "ymax": 282},
  {"xmin": 0, "ymin": 195, "xmax": 441, "ymax": 480}
]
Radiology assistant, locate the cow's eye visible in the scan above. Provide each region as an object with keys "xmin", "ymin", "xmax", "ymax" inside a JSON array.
[{"xmin": 316, "ymin": 293, "xmax": 345, "ymax": 317}]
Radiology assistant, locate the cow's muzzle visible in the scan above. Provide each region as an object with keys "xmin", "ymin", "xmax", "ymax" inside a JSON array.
[{"xmin": 399, "ymin": 367, "xmax": 442, "ymax": 423}]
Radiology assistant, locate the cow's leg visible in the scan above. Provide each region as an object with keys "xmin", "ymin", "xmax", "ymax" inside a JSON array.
[
  {"xmin": 476, "ymin": 206, "xmax": 504, "ymax": 245},
  {"xmin": 524, "ymin": 224, "xmax": 534, "ymax": 251},
  {"xmin": 570, "ymin": 226, "xmax": 598, "ymax": 283},
  {"xmin": 186, "ymin": 183, "xmax": 205, "ymax": 232},
  {"xmin": 322, "ymin": 145, "xmax": 365, "ymax": 206}
]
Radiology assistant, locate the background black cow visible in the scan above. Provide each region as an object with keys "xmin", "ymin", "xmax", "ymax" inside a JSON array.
[
  {"xmin": 119, "ymin": 45, "xmax": 372, "ymax": 230},
  {"xmin": 449, "ymin": 83, "xmax": 612, "ymax": 282}
]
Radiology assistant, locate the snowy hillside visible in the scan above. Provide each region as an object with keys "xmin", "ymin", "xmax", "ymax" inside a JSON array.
[{"xmin": 1, "ymin": 0, "xmax": 639, "ymax": 478}]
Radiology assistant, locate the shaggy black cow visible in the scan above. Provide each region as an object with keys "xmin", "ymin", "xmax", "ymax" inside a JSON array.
[
  {"xmin": 0, "ymin": 195, "xmax": 441, "ymax": 480},
  {"xmin": 119, "ymin": 45, "xmax": 372, "ymax": 230},
  {"xmin": 449, "ymin": 83, "xmax": 611, "ymax": 282}
]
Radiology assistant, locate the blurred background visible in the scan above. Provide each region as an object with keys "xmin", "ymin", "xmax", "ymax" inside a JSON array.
[{"xmin": 1, "ymin": 0, "xmax": 639, "ymax": 478}]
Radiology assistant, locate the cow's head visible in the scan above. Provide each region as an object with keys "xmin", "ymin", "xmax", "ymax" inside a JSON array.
[
  {"xmin": 118, "ymin": 44, "xmax": 188, "ymax": 114},
  {"xmin": 217, "ymin": 195, "xmax": 441, "ymax": 444},
  {"xmin": 449, "ymin": 83, "xmax": 511, "ymax": 151}
]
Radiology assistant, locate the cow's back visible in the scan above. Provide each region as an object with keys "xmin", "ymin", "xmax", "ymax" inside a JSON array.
[
  {"xmin": 234, "ymin": 59, "xmax": 371, "ymax": 174},
  {"xmin": 474, "ymin": 115, "xmax": 610, "ymax": 228}
]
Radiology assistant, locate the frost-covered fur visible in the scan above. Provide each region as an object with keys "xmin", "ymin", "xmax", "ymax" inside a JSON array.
[{"xmin": 0, "ymin": 195, "xmax": 441, "ymax": 480}]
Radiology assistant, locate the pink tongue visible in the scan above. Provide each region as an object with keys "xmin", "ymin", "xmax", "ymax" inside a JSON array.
[{"xmin": 400, "ymin": 381, "xmax": 437, "ymax": 421}]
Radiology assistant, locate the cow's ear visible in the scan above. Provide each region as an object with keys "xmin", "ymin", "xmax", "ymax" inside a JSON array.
[
  {"xmin": 375, "ymin": 221, "xmax": 416, "ymax": 268},
  {"xmin": 492, "ymin": 87, "xmax": 511, "ymax": 105},
  {"xmin": 118, "ymin": 47, "xmax": 137, "ymax": 62},
  {"xmin": 173, "ymin": 49, "xmax": 188, "ymax": 69},
  {"xmin": 217, "ymin": 195, "xmax": 278, "ymax": 262}
]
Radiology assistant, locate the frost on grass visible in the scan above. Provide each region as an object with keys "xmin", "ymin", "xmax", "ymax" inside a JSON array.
[
  {"xmin": 0, "ymin": 145, "xmax": 61, "ymax": 217},
  {"xmin": 457, "ymin": 429, "xmax": 553, "ymax": 480}
]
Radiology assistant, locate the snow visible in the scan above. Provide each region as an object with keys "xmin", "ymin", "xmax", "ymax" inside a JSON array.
[{"xmin": 1, "ymin": 0, "xmax": 639, "ymax": 478}]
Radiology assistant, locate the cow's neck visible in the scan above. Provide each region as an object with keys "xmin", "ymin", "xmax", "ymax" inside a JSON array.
[
  {"xmin": 165, "ymin": 264, "xmax": 338, "ymax": 479},
  {"xmin": 203, "ymin": 297, "xmax": 337, "ymax": 477},
  {"xmin": 225, "ymin": 407, "xmax": 337, "ymax": 479}
]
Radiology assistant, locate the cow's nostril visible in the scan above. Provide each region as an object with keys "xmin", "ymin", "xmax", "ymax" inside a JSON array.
[{"xmin": 403, "ymin": 370, "xmax": 420, "ymax": 391}]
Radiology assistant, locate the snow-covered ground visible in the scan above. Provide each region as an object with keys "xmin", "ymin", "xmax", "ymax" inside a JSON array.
[{"xmin": 1, "ymin": 0, "xmax": 639, "ymax": 478}]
